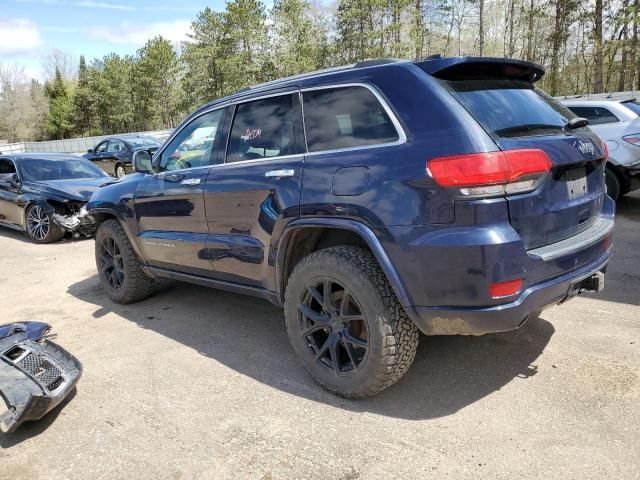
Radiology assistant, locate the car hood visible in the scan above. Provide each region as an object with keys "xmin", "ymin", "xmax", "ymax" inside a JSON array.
[{"xmin": 25, "ymin": 178, "xmax": 111, "ymax": 202}]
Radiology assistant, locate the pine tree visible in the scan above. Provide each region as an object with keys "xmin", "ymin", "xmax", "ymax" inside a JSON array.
[
  {"xmin": 44, "ymin": 67, "xmax": 73, "ymax": 139},
  {"xmin": 134, "ymin": 36, "xmax": 182, "ymax": 130},
  {"xmin": 271, "ymin": 0, "xmax": 319, "ymax": 77},
  {"xmin": 73, "ymin": 56, "xmax": 99, "ymax": 136}
]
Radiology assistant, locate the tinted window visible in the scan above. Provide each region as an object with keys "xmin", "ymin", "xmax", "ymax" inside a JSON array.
[
  {"xmin": 446, "ymin": 79, "xmax": 577, "ymax": 137},
  {"xmin": 18, "ymin": 159, "xmax": 108, "ymax": 181},
  {"xmin": 107, "ymin": 140, "xmax": 123, "ymax": 152},
  {"xmin": 568, "ymin": 106, "xmax": 619, "ymax": 125},
  {"xmin": 160, "ymin": 109, "xmax": 224, "ymax": 171},
  {"xmin": 226, "ymin": 94, "xmax": 301, "ymax": 163},
  {"xmin": 94, "ymin": 142, "xmax": 108, "ymax": 153},
  {"xmin": 621, "ymin": 100, "xmax": 640, "ymax": 117},
  {"xmin": 0, "ymin": 159, "xmax": 16, "ymax": 175},
  {"xmin": 302, "ymin": 86, "xmax": 399, "ymax": 152}
]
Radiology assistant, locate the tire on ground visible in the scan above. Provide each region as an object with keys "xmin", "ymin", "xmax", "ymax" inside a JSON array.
[
  {"xmin": 605, "ymin": 166, "xmax": 621, "ymax": 201},
  {"xmin": 25, "ymin": 204, "xmax": 65, "ymax": 244},
  {"xmin": 284, "ymin": 246, "xmax": 419, "ymax": 398},
  {"xmin": 95, "ymin": 219, "xmax": 155, "ymax": 304}
]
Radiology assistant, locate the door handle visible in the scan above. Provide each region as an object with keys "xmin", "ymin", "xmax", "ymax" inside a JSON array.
[
  {"xmin": 265, "ymin": 169, "xmax": 294, "ymax": 178},
  {"xmin": 161, "ymin": 173, "xmax": 185, "ymax": 183}
]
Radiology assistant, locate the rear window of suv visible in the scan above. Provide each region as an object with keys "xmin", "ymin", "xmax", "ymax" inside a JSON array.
[
  {"xmin": 621, "ymin": 100, "xmax": 640, "ymax": 116},
  {"xmin": 567, "ymin": 106, "xmax": 619, "ymax": 125},
  {"xmin": 445, "ymin": 79, "xmax": 576, "ymax": 138},
  {"xmin": 302, "ymin": 86, "xmax": 400, "ymax": 152}
]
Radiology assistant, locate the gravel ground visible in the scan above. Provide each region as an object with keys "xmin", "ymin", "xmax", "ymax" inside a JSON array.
[{"xmin": 0, "ymin": 193, "xmax": 639, "ymax": 480}]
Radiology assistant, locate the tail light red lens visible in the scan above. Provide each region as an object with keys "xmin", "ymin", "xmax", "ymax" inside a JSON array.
[
  {"xmin": 428, "ymin": 149, "xmax": 552, "ymax": 198},
  {"xmin": 489, "ymin": 279, "xmax": 524, "ymax": 299},
  {"xmin": 622, "ymin": 134, "xmax": 640, "ymax": 146},
  {"xmin": 601, "ymin": 140, "xmax": 609, "ymax": 162}
]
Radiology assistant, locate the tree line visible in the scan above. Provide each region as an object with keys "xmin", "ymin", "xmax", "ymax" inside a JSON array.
[{"xmin": 0, "ymin": 0, "xmax": 634, "ymax": 143}]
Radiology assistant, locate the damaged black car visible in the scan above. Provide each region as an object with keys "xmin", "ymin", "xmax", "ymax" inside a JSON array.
[{"xmin": 0, "ymin": 154, "xmax": 112, "ymax": 243}]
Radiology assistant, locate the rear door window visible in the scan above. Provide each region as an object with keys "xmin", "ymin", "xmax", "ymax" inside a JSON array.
[
  {"xmin": 567, "ymin": 106, "xmax": 619, "ymax": 125},
  {"xmin": 302, "ymin": 86, "xmax": 400, "ymax": 152},
  {"xmin": 226, "ymin": 94, "xmax": 302, "ymax": 163},
  {"xmin": 445, "ymin": 79, "xmax": 577, "ymax": 138}
]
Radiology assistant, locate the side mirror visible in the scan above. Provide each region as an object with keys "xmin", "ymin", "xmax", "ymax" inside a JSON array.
[
  {"xmin": 0, "ymin": 174, "xmax": 19, "ymax": 190},
  {"xmin": 87, "ymin": 148, "xmax": 93, "ymax": 154},
  {"xmin": 133, "ymin": 150, "xmax": 154, "ymax": 174}
]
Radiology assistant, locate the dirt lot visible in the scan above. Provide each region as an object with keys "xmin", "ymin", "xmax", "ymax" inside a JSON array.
[{"xmin": 1, "ymin": 194, "xmax": 639, "ymax": 480}]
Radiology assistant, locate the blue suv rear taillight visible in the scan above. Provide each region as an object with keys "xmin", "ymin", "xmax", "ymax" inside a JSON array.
[{"xmin": 427, "ymin": 149, "xmax": 552, "ymax": 198}]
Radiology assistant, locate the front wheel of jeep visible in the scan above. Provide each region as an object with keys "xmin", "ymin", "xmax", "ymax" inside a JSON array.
[
  {"xmin": 284, "ymin": 246, "xmax": 419, "ymax": 398},
  {"xmin": 95, "ymin": 219, "xmax": 155, "ymax": 304}
]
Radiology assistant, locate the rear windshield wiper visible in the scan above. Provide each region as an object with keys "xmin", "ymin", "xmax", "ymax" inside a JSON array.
[
  {"xmin": 565, "ymin": 117, "xmax": 589, "ymax": 129},
  {"xmin": 494, "ymin": 123, "xmax": 566, "ymax": 137},
  {"xmin": 495, "ymin": 119, "xmax": 589, "ymax": 137}
]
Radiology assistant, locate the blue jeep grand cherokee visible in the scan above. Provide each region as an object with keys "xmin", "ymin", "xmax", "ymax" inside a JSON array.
[{"xmin": 88, "ymin": 56, "xmax": 614, "ymax": 398}]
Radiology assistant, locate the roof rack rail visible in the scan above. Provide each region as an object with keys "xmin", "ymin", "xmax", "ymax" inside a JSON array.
[{"xmin": 354, "ymin": 58, "xmax": 403, "ymax": 68}]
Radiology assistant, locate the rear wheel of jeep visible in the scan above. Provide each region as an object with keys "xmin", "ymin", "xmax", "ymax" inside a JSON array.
[
  {"xmin": 95, "ymin": 219, "xmax": 155, "ymax": 304},
  {"xmin": 284, "ymin": 246, "xmax": 419, "ymax": 398}
]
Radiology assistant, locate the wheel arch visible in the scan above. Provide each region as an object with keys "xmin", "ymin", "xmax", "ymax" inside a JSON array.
[
  {"xmin": 91, "ymin": 207, "xmax": 146, "ymax": 261},
  {"xmin": 276, "ymin": 219, "xmax": 414, "ymax": 310}
]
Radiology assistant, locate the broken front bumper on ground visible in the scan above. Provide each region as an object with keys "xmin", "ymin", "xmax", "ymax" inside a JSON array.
[{"xmin": 0, "ymin": 322, "xmax": 82, "ymax": 433}]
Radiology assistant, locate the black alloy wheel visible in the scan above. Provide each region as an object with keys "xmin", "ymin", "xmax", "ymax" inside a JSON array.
[
  {"xmin": 297, "ymin": 278, "xmax": 369, "ymax": 375},
  {"xmin": 284, "ymin": 246, "xmax": 420, "ymax": 398},
  {"xmin": 98, "ymin": 235, "xmax": 125, "ymax": 290},
  {"xmin": 94, "ymin": 219, "xmax": 155, "ymax": 303}
]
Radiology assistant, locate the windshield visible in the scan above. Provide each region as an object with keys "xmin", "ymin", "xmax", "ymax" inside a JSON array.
[
  {"xmin": 19, "ymin": 158, "xmax": 108, "ymax": 182},
  {"xmin": 445, "ymin": 79, "xmax": 577, "ymax": 138},
  {"xmin": 126, "ymin": 137, "xmax": 161, "ymax": 148},
  {"xmin": 621, "ymin": 100, "xmax": 640, "ymax": 117}
]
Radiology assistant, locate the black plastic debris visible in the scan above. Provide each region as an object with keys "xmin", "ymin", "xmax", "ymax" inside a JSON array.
[{"xmin": 0, "ymin": 322, "xmax": 82, "ymax": 433}]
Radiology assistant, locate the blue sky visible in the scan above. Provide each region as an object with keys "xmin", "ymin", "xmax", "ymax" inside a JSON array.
[{"xmin": 0, "ymin": 0, "xmax": 230, "ymax": 80}]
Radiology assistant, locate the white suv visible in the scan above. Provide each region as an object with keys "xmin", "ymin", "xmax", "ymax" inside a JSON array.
[{"xmin": 560, "ymin": 97, "xmax": 640, "ymax": 200}]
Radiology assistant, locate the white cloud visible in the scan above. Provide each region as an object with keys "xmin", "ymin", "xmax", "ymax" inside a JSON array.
[
  {"xmin": 88, "ymin": 20, "xmax": 192, "ymax": 45},
  {"xmin": 76, "ymin": 1, "xmax": 134, "ymax": 10},
  {"xmin": 0, "ymin": 19, "xmax": 42, "ymax": 55}
]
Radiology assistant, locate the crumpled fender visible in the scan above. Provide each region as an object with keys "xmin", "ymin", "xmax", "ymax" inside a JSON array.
[{"xmin": 0, "ymin": 322, "xmax": 82, "ymax": 433}]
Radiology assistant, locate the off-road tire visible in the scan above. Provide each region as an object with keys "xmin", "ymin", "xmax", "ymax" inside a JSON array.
[
  {"xmin": 25, "ymin": 204, "xmax": 65, "ymax": 244},
  {"xmin": 284, "ymin": 246, "xmax": 419, "ymax": 398},
  {"xmin": 95, "ymin": 219, "xmax": 155, "ymax": 304}
]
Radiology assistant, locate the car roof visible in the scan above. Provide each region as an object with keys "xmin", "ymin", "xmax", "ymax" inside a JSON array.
[
  {"xmin": 559, "ymin": 95, "xmax": 637, "ymax": 105},
  {"xmin": 103, "ymin": 135, "xmax": 159, "ymax": 142},
  {"xmin": 0, "ymin": 153, "xmax": 83, "ymax": 161},
  {"xmin": 191, "ymin": 56, "xmax": 545, "ymax": 116}
]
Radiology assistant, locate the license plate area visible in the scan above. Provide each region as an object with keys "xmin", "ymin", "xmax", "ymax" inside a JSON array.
[{"xmin": 565, "ymin": 167, "xmax": 588, "ymax": 200}]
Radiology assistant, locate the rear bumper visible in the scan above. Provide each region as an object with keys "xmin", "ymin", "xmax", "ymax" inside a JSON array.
[{"xmin": 407, "ymin": 250, "xmax": 611, "ymax": 336}]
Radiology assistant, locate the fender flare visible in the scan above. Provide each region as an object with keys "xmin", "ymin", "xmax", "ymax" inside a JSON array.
[
  {"xmin": 276, "ymin": 218, "xmax": 414, "ymax": 309},
  {"xmin": 89, "ymin": 207, "xmax": 146, "ymax": 261}
]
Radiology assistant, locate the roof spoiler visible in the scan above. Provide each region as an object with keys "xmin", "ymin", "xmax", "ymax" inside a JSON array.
[{"xmin": 417, "ymin": 56, "xmax": 545, "ymax": 83}]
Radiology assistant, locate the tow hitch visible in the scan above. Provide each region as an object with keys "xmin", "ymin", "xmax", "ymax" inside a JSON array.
[
  {"xmin": 568, "ymin": 270, "xmax": 606, "ymax": 298},
  {"xmin": 0, "ymin": 322, "xmax": 82, "ymax": 433}
]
